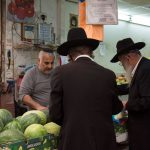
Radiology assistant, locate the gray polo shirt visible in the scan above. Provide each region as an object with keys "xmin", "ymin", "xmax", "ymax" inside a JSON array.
[{"xmin": 19, "ymin": 66, "xmax": 51, "ymax": 107}]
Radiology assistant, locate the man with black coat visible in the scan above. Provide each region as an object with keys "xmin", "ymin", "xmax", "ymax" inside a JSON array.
[
  {"xmin": 111, "ymin": 38, "xmax": 150, "ymax": 150},
  {"xmin": 49, "ymin": 27, "xmax": 123, "ymax": 150}
]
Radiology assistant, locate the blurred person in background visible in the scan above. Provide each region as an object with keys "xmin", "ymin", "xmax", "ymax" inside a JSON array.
[
  {"xmin": 49, "ymin": 27, "xmax": 123, "ymax": 150},
  {"xmin": 19, "ymin": 48, "xmax": 55, "ymax": 110},
  {"xmin": 111, "ymin": 38, "xmax": 150, "ymax": 150}
]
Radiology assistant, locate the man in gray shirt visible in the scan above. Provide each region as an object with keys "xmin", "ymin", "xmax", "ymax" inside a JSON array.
[{"xmin": 19, "ymin": 49, "xmax": 55, "ymax": 110}]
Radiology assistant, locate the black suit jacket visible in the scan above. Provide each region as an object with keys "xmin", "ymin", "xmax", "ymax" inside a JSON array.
[
  {"xmin": 126, "ymin": 57, "xmax": 150, "ymax": 150},
  {"xmin": 49, "ymin": 57, "xmax": 123, "ymax": 150}
]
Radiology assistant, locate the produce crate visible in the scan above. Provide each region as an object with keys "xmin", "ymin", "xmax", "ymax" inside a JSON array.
[
  {"xmin": 0, "ymin": 140, "xmax": 26, "ymax": 150},
  {"xmin": 0, "ymin": 134, "xmax": 59, "ymax": 150}
]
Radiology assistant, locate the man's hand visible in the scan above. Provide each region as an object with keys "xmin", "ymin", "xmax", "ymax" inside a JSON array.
[
  {"xmin": 23, "ymin": 95, "xmax": 48, "ymax": 110},
  {"xmin": 36, "ymin": 105, "xmax": 48, "ymax": 110}
]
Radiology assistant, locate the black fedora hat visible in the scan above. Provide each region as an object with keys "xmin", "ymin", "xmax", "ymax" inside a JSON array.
[
  {"xmin": 57, "ymin": 27, "xmax": 100, "ymax": 56},
  {"xmin": 111, "ymin": 38, "xmax": 145, "ymax": 63}
]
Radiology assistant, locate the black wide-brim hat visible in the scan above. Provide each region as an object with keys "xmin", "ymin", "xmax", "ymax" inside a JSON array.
[
  {"xmin": 57, "ymin": 27, "xmax": 100, "ymax": 56},
  {"xmin": 111, "ymin": 38, "xmax": 145, "ymax": 63}
]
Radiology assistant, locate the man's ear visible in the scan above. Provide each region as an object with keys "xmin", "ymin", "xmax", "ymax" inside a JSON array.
[
  {"xmin": 37, "ymin": 58, "xmax": 40, "ymax": 65},
  {"xmin": 126, "ymin": 54, "xmax": 133, "ymax": 64},
  {"xmin": 125, "ymin": 54, "xmax": 131, "ymax": 60}
]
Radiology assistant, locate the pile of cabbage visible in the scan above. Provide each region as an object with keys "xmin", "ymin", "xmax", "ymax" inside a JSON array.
[{"xmin": 0, "ymin": 109, "xmax": 61, "ymax": 144}]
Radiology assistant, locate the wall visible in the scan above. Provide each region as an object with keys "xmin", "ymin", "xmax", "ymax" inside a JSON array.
[
  {"xmin": 3, "ymin": 1, "xmax": 150, "ymax": 80},
  {"xmin": 62, "ymin": 2, "xmax": 150, "ymax": 74},
  {"xmin": 4, "ymin": 0, "xmax": 58, "ymax": 80},
  {"xmin": 94, "ymin": 21, "xmax": 150, "ymax": 74},
  {"xmin": 13, "ymin": 0, "xmax": 58, "ymax": 76},
  {"xmin": 60, "ymin": 0, "xmax": 78, "ymax": 43}
]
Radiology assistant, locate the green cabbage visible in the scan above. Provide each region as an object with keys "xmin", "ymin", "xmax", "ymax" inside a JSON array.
[
  {"xmin": 24, "ymin": 124, "xmax": 48, "ymax": 139},
  {"xmin": 22, "ymin": 110, "xmax": 47, "ymax": 125},
  {"xmin": 3, "ymin": 119, "xmax": 22, "ymax": 132},
  {"xmin": 0, "ymin": 129, "xmax": 25, "ymax": 144},
  {"xmin": 44, "ymin": 122, "xmax": 61, "ymax": 136},
  {"xmin": 0, "ymin": 119, "xmax": 4, "ymax": 132},
  {"xmin": 0, "ymin": 109, "xmax": 13, "ymax": 125},
  {"xmin": 41, "ymin": 109, "xmax": 50, "ymax": 123},
  {"xmin": 20, "ymin": 113, "xmax": 41, "ymax": 131}
]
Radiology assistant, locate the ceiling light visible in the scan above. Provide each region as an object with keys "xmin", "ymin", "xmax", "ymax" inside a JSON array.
[
  {"xmin": 118, "ymin": 13, "xmax": 131, "ymax": 21},
  {"xmin": 118, "ymin": 11, "xmax": 150, "ymax": 27},
  {"xmin": 131, "ymin": 16, "xmax": 150, "ymax": 26}
]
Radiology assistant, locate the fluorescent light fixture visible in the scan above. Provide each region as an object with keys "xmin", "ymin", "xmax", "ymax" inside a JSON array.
[
  {"xmin": 118, "ymin": 11, "xmax": 150, "ymax": 27},
  {"xmin": 118, "ymin": 13, "xmax": 130, "ymax": 21},
  {"xmin": 131, "ymin": 16, "xmax": 150, "ymax": 27}
]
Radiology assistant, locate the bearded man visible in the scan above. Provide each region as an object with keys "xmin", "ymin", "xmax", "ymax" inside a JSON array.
[{"xmin": 111, "ymin": 38, "xmax": 150, "ymax": 150}]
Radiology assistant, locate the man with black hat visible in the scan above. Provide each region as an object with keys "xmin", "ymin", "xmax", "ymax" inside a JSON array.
[
  {"xmin": 111, "ymin": 38, "xmax": 150, "ymax": 150},
  {"xmin": 19, "ymin": 49, "xmax": 55, "ymax": 111},
  {"xmin": 49, "ymin": 27, "xmax": 123, "ymax": 150}
]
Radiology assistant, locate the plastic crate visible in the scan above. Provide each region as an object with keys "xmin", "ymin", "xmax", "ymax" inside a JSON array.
[{"xmin": 0, "ymin": 140, "xmax": 26, "ymax": 150}]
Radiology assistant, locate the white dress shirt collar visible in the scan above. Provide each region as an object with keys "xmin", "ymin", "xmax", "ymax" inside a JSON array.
[
  {"xmin": 75, "ymin": 55, "xmax": 94, "ymax": 61},
  {"xmin": 132, "ymin": 56, "xmax": 142, "ymax": 76}
]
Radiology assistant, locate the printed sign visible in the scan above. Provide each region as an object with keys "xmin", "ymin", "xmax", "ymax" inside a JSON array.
[{"xmin": 86, "ymin": 0, "xmax": 118, "ymax": 25}]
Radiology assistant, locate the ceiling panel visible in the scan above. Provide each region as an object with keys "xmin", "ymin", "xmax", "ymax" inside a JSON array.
[
  {"xmin": 121, "ymin": 0, "xmax": 150, "ymax": 5},
  {"xmin": 129, "ymin": 7, "xmax": 150, "ymax": 15},
  {"xmin": 117, "ymin": 0, "xmax": 150, "ymax": 17}
]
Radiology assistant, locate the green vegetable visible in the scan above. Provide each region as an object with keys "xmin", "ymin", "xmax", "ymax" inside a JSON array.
[
  {"xmin": 0, "ymin": 129, "xmax": 25, "ymax": 144},
  {"xmin": 0, "ymin": 109, "xmax": 13, "ymax": 125},
  {"xmin": 24, "ymin": 124, "xmax": 48, "ymax": 139},
  {"xmin": 22, "ymin": 110, "xmax": 47, "ymax": 125},
  {"xmin": 3, "ymin": 119, "xmax": 22, "ymax": 132},
  {"xmin": 20, "ymin": 113, "xmax": 41, "ymax": 131},
  {"xmin": 44, "ymin": 122, "xmax": 61, "ymax": 136},
  {"xmin": 0, "ymin": 119, "xmax": 4, "ymax": 132},
  {"xmin": 16, "ymin": 116, "xmax": 22, "ymax": 122},
  {"xmin": 41, "ymin": 109, "xmax": 50, "ymax": 123},
  {"xmin": 113, "ymin": 122, "xmax": 127, "ymax": 133}
]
